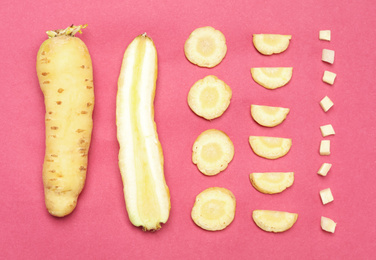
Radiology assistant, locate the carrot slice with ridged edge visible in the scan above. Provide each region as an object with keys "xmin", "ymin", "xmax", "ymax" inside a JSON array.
[
  {"xmin": 249, "ymin": 136, "xmax": 291, "ymax": 159},
  {"xmin": 116, "ymin": 34, "xmax": 170, "ymax": 231},
  {"xmin": 192, "ymin": 129, "xmax": 234, "ymax": 176},
  {"xmin": 184, "ymin": 26, "xmax": 227, "ymax": 68},
  {"xmin": 250, "ymin": 172, "xmax": 294, "ymax": 194},
  {"xmin": 250, "ymin": 67, "xmax": 293, "ymax": 90},
  {"xmin": 253, "ymin": 34, "xmax": 291, "ymax": 55},
  {"xmin": 188, "ymin": 75, "xmax": 232, "ymax": 120},
  {"xmin": 252, "ymin": 210, "xmax": 298, "ymax": 232},
  {"xmin": 191, "ymin": 187, "xmax": 236, "ymax": 231}
]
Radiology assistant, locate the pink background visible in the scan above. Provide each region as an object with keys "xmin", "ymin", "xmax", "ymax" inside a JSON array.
[{"xmin": 1, "ymin": 0, "xmax": 376, "ymax": 259}]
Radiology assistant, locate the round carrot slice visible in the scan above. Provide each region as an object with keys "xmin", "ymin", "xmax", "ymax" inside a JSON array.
[
  {"xmin": 184, "ymin": 26, "xmax": 227, "ymax": 68},
  {"xmin": 193, "ymin": 129, "xmax": 234, "ymax": 176},
  {"xmin": 191, "ymin": 187, "xmax": 236, "ymax": 231},
  {"xmin": 188, "ymin": 75, "xmax": 232, "ymax": 120}
]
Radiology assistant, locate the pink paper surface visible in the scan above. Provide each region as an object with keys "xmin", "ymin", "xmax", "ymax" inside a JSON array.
[{"xmin": 1, "ymin": 0, "xmax": 376, "ymax": 259}]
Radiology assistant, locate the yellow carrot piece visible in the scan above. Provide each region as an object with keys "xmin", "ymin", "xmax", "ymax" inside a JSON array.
[
  {"xmin": 116, "ymin": 34, "xmax": 170, "ymax": 231},
  {"xmin": 36, "ymin": 24, "xmax": 94, "ymax": 217}
]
